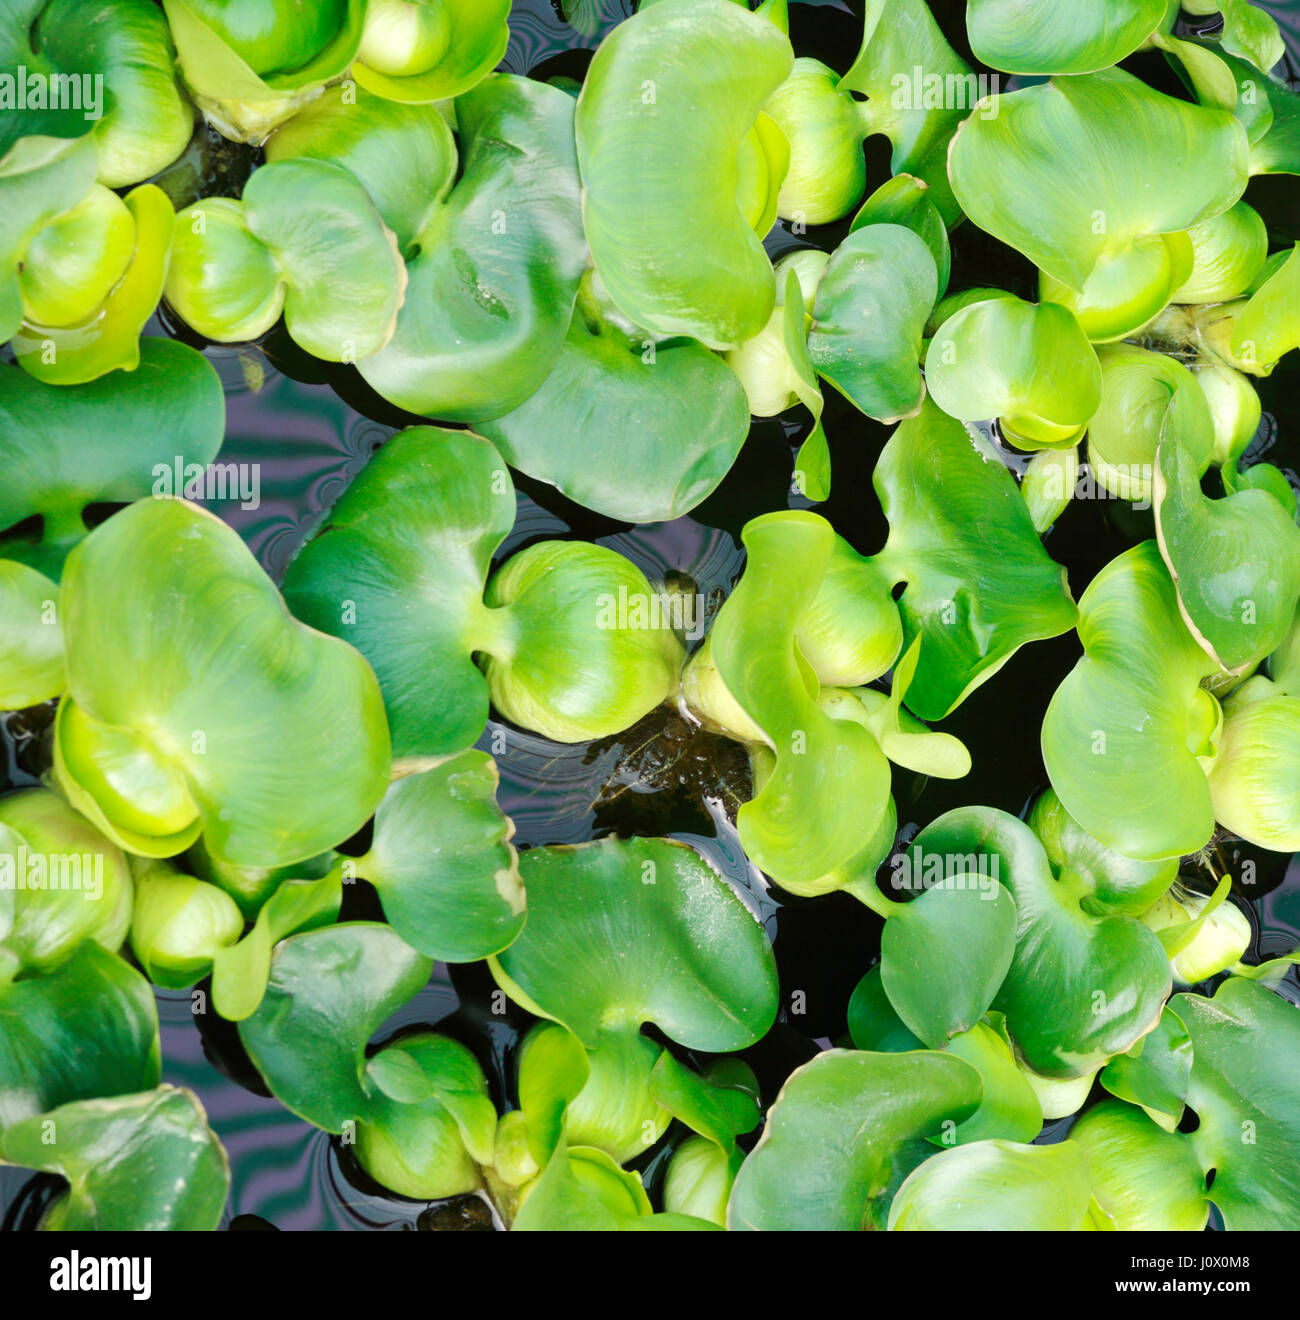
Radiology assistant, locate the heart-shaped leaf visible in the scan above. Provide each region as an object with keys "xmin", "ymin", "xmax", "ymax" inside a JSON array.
[
  {"xmin": 56, "ymin": 497, "xmax": 391, "ymax": 866},
  {"xmin": 357, "ymin": 750, "xmax": 524, "ymax": 964},
  {"xmin": 949, "ymin": 68, "xmax": 1248, "ymax": 340},
  {"xmin": 238, "ymin": 922, "xmax": 433, "ymax": 1133},
  {"xmin": 0, "ymin": 338, "xmax": 224, "ymax": 579},
  {"xmin": 0, "ymin": 941, "xmax": 159, "ymax": 1130},
  {"xmin": 0, "ymin": 1085, "xmax": 228, "ymax": 1230},
  {"xmin": 871, "ymin": 403, "xmax": 1078, "ymax": 719},
  {"xmin": 1042, "ymin": 541, "xmax": 1221, "ymax": 861},
  {"xmin": 924, "ymin": 296, "xmax": 1101, "ymax": 449},
  {"xmin": 479, "ymin": 273, "xmax": 750, "ymax": 523},
  {"xmin": 490, "ymin": 836, "xmax": 777, "ymax": 1054},
  {"xmin": 727, "ymin": 1049, "xmax": 982, "ymax": 1230},
  {"xmin": 575, "ymin": 0, "xmax": 792, "ymax": 350},
  {"xmin": 359, "ymin": 74, "xmax": 588, "ymax": 420}
]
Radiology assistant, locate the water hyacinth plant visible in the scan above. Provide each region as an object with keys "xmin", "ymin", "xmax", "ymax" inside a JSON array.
[{"xmin": 0, "ymin": 0, "xmax": 1299, "ymax": 1246}]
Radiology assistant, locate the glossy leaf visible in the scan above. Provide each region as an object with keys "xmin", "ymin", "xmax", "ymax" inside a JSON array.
[
  {"xmin": 575, "ymin": 0, "xmax": 792, "ymax": 349},
  {"xmin": 966, "ymin": 0, "xmax": 1168, "ymax": 75},
  {"xmin": 479, "ymin": 273, "xmax": 750, "ymax": 523},
  {"xmin": 56, "ymin": 498, "xmax": 390, "ymax": 866},
  {"xmin": 1042, "ymin": 541, "xmax": 1221, "ymax": 861},
  {"xmin": 359, "ymin": 74, "xmax": 588, "ymax": 419},
  {"xmin": 358, "ymin": 750, "xmax": 524, "ymax": 964},
  {"xmin": 871, "ymin": 403, "xmax": 1078, "ymax": 720},
  {"xmin": 13, "ymin": 183, "xmax": 175, "ymax": 385},
  {"xmin": 282, "ymin": 426, "xmax": 512, "ymax": 762},
  {"xmin": 238, "ymin": 923, "xmax": 433, "ymax": 1134},
  {"xmin": 0, "ymin": 338, "xmax": 224, "ymax": 580},
  {"xmin": 727, "ymin": 1050, "xmax": 982, "ymax": 1230},
  {"xmin": 888, "ymin": 1138, "xmax": 1093, "ymax": 1230},
  {"xmin": 949, "ymin": 68, "xmax": 1249, "ymax": 340},
  {"xmin": 0, "ymin": 561, "xmax": 62, "ymax": 708},
  {"xmin": 353, "ymin": 0, "xmax": 510, "ymax": 104},
  {"xmin": 699, "ymin": 511, "xmax": 891, "ymax": 889},
  {"xmin": 491, "ymin": 836, "xmax": 777, "ymax": 1054},
  {"xmin": 840, "ymin": 0, "xmax": 976, "ymax": 224},
  {"xmin": 0, "ymin": 0, "xmax": 192, "ymax": 186},
  {"xmin": 0, "ymin": 942, "xmax": 159, "ymax": 1130},
  {"xmin": 0, "ymin": 788, "xmax": 133, "ymax": 976},
  {"xmin": 807, "ymin": 224, "xmax": 936, "ymax": 424},
  {"xmin": 264, "ymin": 84, "xmax": 458, "ymax": 253},
  {"xmin": 0, "ymin": 1085, "xmax": 228, "ymax": 1230},
  {"xmin": 924, "ymin": 297, "xmax": 1101, "ymax": 449}
]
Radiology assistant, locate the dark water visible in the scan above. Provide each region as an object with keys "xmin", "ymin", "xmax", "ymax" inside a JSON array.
[{"xmin": 3, "ymin": 0, "xmax": 1300, "ymax": 1229}]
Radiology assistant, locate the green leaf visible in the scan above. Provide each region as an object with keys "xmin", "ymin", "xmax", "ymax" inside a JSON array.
[
  {"xmin": 840, "ymin": 0, "xmax": 976, "ymax": 224},
  {"xmin": 490, "ymin": 836, "xmax": 777, "ymax": 1054},
  {"xmin": 699, "ymin": 511, "xmax": 891, "ymax": 889},
  {"xmin": 847, "ymin": 966, "xmax": 924, "ymax": 1052},
  {"xmin": 1086, "ymin": 343, "xmax": 1211, "ymax": 504},
  {"xmin": 358, "ymin": 750, "xmax": 524, "ymax": 964},
  {"xmin": 162, "ymin": 0, "xmax": 366, "ymax": 140},
  {"xmin": 0, "ymin": 561, "xmax": 62, "ymax": 708},
  {"xmin": 208, "ymin": 867, "xmax": 342, "ymax": 1021},
  {"xmin": 966, "ymin": 0, "xmax": 1168, "ymax": 75},
  {"xmin": 13, "ymin": 183, "xmax": 175, "ymax": 384},
  {"xmin": 1099, "ymin": 1003, "xmax": 1192, "ymax": 1128},
  {"xmin": 356, "ymin": 1032, "xmax": 496, "ymax": 1200},
  {"xmin": 359, "ymin": 74, "xmax": 588, "ymax": 420},
  {"xmin": 512, "ymin": 1140, "xmax": 676, "ymax": 1231},
  {"xmin": 765, "ymin": 57, "xmax": 868, "ymax": 226},
  {"xmin": 168, "ymin": 159, "xmax": 407, "ymax": 362},
  {"xmin": 517, "ymin": 1021, "xmax": 590, "ymax": 1166},
  {"xmin": 1229, "ymin": 242, "xmax": 1300, "ymax": 373},
  {"xmin": 0, "ymin": 337, "xmax": 224, "ymax": 580},
  {"xmin": 877, "ymin": 808, "xmax": 1019, "ymax": 1048},
  {"xmin": 0, "ymin": 942, "xmax": 159, "ymax": 1131},
  {"xmin": 1041, "ymin": 541, "xmax": 1221, "ymax": 861},
  {"xmin": 0, "ymin": 788, "xmax": 133, "ymax": 976},
  {"xmin": 129, "ymin": 858, "xmax": 244, "ymax": 989},
  {"xmin": 1154, "ymin": 393, "xmax": 1300, "ymax": 674},
  {"xmin": 0, "ymin": 133, "xmax": 98, "ymax": 344},
  {"xmin": 1071, "ymin": 1099, "xmax": 1209, "ymax": 1230},
  {"xmin": 1176, "ymin": 977, "xmax": 1300, "ymax": 1228},
  {"xmin": 924, "ymin": 297, "xmax": 1101, "ymax": 449},
  {"xmin": 283, "ymin": 426, "xmax": 512, "ymax": 763},
  {"xmin": 575, "ymin": 0, "xmax": 792, "ymax": 349},
  {"xmin": 0, "ymin": 0, "xmax": 192, "ymax": 187},
  {"xmin": 984, "ymin": 808, "xmax": 1172, "ymax": 1077},
  {"xmin": 1206, "ymin": 682, "xmax": 1300, "ymax": 851},
  {"xmin": 353, "ymin": 0, "xmax": 510, "ymax": 104},
  {"xmin": 944, "ymin": 1020, "xmax": 1043, "ymax": 1145},
  {"xmin": 238, "ymin": 922, "xmax": 433, "ymax": 1133},
  {"xmin": 849, "ymin": 174, "xmax": 950, "ymax": 297},
  {"xmin": 1171, "ymin": 200, "xmax": 1268, "ymax": 303},
  {"xmin": 1029, "ymin": 788, "xmax": 1177, "ymax": 917},
  {"xmin": 478, "ymin": 273, "xmax": 750, "ymax": 522},
  {"xmin": 807, "ymin": 224, "xmax": 936, "ymax": 424},
  {"xmin": 887, "ymin": 1138, "xmax": 1093, "ymax": 1230},
  {"xmin": 871, "ymin": 403, "xmax": 1078, "ymax": 719},
  {"xmin": 649, "ymin": 1052, "xmax": 761, "ymax": 1154},
  {"xmin": 56, "ymin": 497, "xmax": 390, "ymax": 867},
  {"xmin": 0, "ymin": 1085, "xmax": 228, "ymax": 1230},
  {"xmin": 264, "ymin": 84, "xmax": 458, "ymax": 254},
  {"xmin": 727, "ymin": 1049, "xmax": 982, "ymax": 1230},
  {"xmin": 949, "ymin": 68, "xmax": 1249, "ymax": 340}
]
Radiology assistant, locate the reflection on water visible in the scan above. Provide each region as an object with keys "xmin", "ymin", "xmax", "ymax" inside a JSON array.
[{"xmin": 2, "ymin": 0, "xmax": 1299, "ymax": 1229}]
